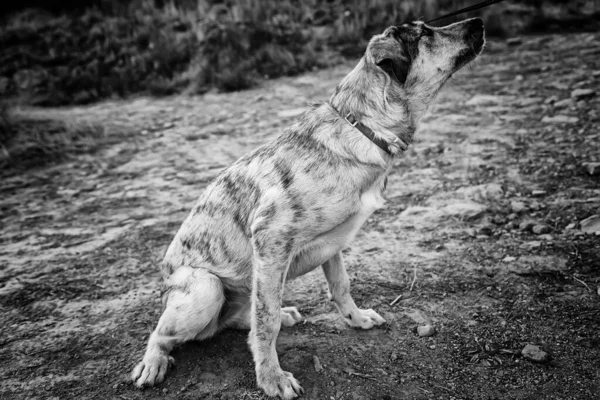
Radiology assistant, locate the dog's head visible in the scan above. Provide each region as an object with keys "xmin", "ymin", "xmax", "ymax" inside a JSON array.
[
  {"xmin": 367, "ymin": 18, "xmax": 485, "ymax": 90},
  {"xmin": 330, "ymin": 18, "xmax": 485, "ymax": 137}
]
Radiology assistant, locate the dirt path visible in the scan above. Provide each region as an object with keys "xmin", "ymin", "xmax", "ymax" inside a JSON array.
[{"xmin": 1, "ymin": 32, "xmax": 599, "ymax": 400}]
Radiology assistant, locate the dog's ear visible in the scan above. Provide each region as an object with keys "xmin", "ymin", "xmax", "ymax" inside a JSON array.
[{"xmin": 369, "ymin": 37, "xmax": 410, "ymax": 85}]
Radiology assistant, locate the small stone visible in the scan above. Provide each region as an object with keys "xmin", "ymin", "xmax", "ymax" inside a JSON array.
[
  {"xmin": 565, "ymin": 222, "xmax": 577, "ymax": 230},
  {"xmin": 531, "ymin": 190, "xmax": 546, "ymax": 197},
  {"xmin": 492, "ymin": 215, "xmax": 507, "ymax": 225},
  {"xmin": 519, "ymin": 221, "xmax": 535, "ymax": 231},
  {"xmin": 479, "ymin": 224, "xmax": 494, "ymax": 236},
  {"xmin": 417, "ymin": 324, "xmax": 436, "ymax": 337},
  {"xmin": 511, "ymin": 201, "xmax": 527, "ymax": 213},
  {"xmin": 507, "ymin": 37, "xmax": 522, "ymax": 46},
  {"xmin": 465, "ymin": 94, "xmax": 504, "ymax": 106},
  {"xmin": 580, "ymin": 215, "xmax": 600, "ymax": 234},
  {"xmin": 553, "ymin": 98, "xmax": 573, "ymax": 109},
  {"xmin": 582, "ymin": 162, "xmax": 600, "ymax": 176},
  {"xmin": 544, "ymin": 95, "xmax": 558, "ymax": 104},
  {"xmin": 570, "ymin": 88, "xmax": 595, "ymax": 100},
  {"xmin": 277, "ymin": 108, "xmax": 305, "ymax": 118},
  {"xmin": 541, "ymin": 115, "xmax": 579, "ymax": 124},
  {"xmin": 521, "ymin": 344, "xmax": 550, "ymax": 363},
  {"xmin": 112, "ymin": 383, "xmax": 119, "ymax": 390},
  {"xmin": 527, "ymin": 241, "xmax": 542, "ymax": 249},
  {"xmin": 162, "ymin": 388, "xmax": 168, "ymax": 394},
  {"xmin": 532, "ymin": 224, "xmax": 551, "ymax": 234},
  {"xmin": 505, "ymin": 221, "xmax": 518, "ymax": 230},
  {"xmin": 313, "ymin": 355, "xmax": 323, "ymax": 372},
  {"xmin": 503, "ymin": 255, "xmax": 516, "ymax": 262}
]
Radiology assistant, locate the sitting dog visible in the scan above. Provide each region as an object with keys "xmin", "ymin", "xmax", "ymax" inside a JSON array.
[{"xmin": 132, "ymin": 18, "xmax": 485, "ymax": 399}]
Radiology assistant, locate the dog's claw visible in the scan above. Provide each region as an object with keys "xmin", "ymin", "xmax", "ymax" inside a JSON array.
[
  {"xmin": 258, "ymin": 369, "xmax": 302, "ymax": 399},
  {"xmin": 345, "ymin": 308, "xmax": 386, "ymax": 329},
  {"xmin": 131, "ymin": 353, "xmax": 174, "ymax": 387}
]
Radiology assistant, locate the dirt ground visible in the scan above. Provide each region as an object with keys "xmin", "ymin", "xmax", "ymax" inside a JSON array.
[{"xmin": 1, "ymin": 32, "xmax": 599, "ymax": 400}]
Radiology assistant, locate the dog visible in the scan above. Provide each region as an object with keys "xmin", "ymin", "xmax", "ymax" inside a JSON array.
[{"xmin": 131, "ymin": 18, "xmax": 485, "ymax": 399}]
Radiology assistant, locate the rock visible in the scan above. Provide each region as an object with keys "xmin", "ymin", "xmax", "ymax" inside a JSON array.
[
  {"xmin": 532, "ymin": 224, "xmax": 551, "ymax": 234},
  {"xmin": 580, "ymin": 215, "xmax": 600, "ymax": 234},
  {"xmin": 465, "ymin": 94, "xmax": 504, "ymax": 106},
  {"xmin": 503, "ymin": 256, "xmax": 516, "ymax": 262},
  {"xmin": 571, "ymin": 88, "xmax": 595, "ymax": 100},
  {"xmin": 492, "ymin": 215, "xmax": 507, "ymax": 225},
  {"xmin": 505, "ymin": 221, "xmax": 518, "ymax": 230},
  {"xmin": 553, "ymin": 98, "xmax": 573, "ymax": 109},
  {"xmin": 565, "ymin": 222, "xmax": 577, "ymax": 230},
  {"xmin": 313, "ymin": 355, "xmax": 323, "ymax": 372},
  {"xmin": 278, "ymin": 108, "xmax": 305, "ymax": 118},
  {"xmin": 544, "ymin": 95, "xmax": 558, "ymax": 104},
  {"xmin": 531, "ymin": 190, "xmax": 546, "ymax": 197},
  {"xmin": 519, "ymin": 221, "xmax": 535, "ymax": 231},
  {"xmin": 582, "ymin": 162, "xmax": 600, "ymax": 176},
  {"xmin": 521, "ymin": 344, "xmax": 550, "ymax": 363},
  {"xmin": 527, "ymin": 241, "xmax": 542, "ymax": 249},
  {"xmin": 541, "ymin": 115, "xmax": 579, "ymax": 124},
  {"xmin": 442, "ymin": 201, "xmax": 486, "ymax": 220},
  {"xmin": 479, "ymin": 224, "xmax": 494, "ymax": 236},
  {"xmin": 417, "ymin": 325, "xmax": 436, "ymax": 337},
  {"xmin": 511, "ymin": 201, "xmax": 527, "ymax": 213},
  {"xmin": 507, "ymin": 37, "xmax": 523, "ymax": 46}
]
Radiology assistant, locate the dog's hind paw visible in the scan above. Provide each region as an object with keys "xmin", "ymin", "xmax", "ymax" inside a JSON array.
[
  {"xmin": 281, "ymin": 306, "xmax": 303, "ymax": 327},
  {"xmin": 131, "ymin": 352, "xmax": 174, "ymax": 387},
  {"xmin": 344, "ymin": 308, "xmax": 386, "ymax": 330},
  {"xmin": 258, "ymin": 368, "xmax": 304, "ymax": 399}
]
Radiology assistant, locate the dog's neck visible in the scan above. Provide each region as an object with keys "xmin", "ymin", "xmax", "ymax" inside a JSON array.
[{"xmin": 327, "ymin": 58, "xmax": 427, "ymax": 159}]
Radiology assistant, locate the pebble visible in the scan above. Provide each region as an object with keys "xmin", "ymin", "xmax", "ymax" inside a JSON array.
[
  {"xmin": 532, "ymin": 224, "xmax": 551, "ymax": 234},
  {"xmin": 553, "ymin": 98, "xmax": 573, "ymax": 109},
  {"xmin": 519, "ymin": 220, "xmax": 535, "ymax": 231},
  {"xmin": 531, "ymin": 190, "xmax": 546, "ymax": 197},
  {"xmin": 541, "ymin": 115, "xmax": 579, "ymax": 124},
  {"xmin": 582, "ymin": 162, "xmax": 600, "ymax": 176},
  {"xmin": 521, "ymin": 344, "xmax": 550, "ymax": 363},
  {"xmin": 511, "ymin": 201, "xmax": 527, "ymax": 213},
  {"xmin": 570, "ymin": 88, "xmax": 595, "ymax": 100},
  {"xmin": 580, "ymin": 215, "xmax": 600, "ymax": 234},
  {"xmin": 507, "ymin": 37, "xmax": 523, "ymax": 46},
  {"xmin": 313, "ymin": 355, "xmax": 323, "ymax": 372},
  {"xmin": 417, "ymin": 324, "xmax": 436, "ymax": 337}
]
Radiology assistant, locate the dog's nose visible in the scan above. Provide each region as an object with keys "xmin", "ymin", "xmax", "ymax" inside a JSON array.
[{"xmin": 466, "ymin": 18, "xmax": 484, "ymax": 35}]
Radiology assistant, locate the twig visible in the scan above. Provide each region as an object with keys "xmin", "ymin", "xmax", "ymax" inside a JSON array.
[
  {"xmin": 573, "ymin": 275, "xmax": 591, "ymax": 292},
  {"xmin": 389, "ymin": 294, "xmax": 403, "ymax": 306},
  {"xmin": 409, "ymin": 265, "xmax": 418, "ymax": 292}
]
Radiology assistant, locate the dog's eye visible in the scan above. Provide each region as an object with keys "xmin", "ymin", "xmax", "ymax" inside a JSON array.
[{"xmin": 420, "ymin": 27, "xmax": 433, "ymax": 37}]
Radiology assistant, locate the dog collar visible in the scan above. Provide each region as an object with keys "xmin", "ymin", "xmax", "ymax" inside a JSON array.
[{"xmin": 332, "ymin": 107, "xmax": 409, "ymax": 155}]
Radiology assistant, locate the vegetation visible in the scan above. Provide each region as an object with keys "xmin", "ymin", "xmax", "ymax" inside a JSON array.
[{"xmin": 2, "ymin": 0, "xmax": 598, "ymax": 107}]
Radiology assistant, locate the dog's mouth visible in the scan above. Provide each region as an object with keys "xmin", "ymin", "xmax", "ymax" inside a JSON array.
[{"xmin": 452, "ymin": 18, "xmax": 485, "ymax": 71}]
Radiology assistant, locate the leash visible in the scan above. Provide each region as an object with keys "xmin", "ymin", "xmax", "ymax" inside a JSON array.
[{"xmin": 426, "ymin": 0, "xmax": 506, "ymax": 24}]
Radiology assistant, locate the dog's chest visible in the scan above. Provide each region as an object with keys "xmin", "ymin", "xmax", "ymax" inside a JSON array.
[{"xmin": 293, "ymin": 178, "xmax": 386, "ymax": 271}]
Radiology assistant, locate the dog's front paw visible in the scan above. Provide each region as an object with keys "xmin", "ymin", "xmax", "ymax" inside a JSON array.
[
  {"xmin": 258, "ymin": 368, "xmax": 303, "ymax": 399},
  {"xmin": 131, "ymin": 351, "xmax": 174, "ymax": 387},
  {"xmin": 344, "ymin": 308, "xmax": 386, "ymax": 329},
  {"xmin": 281, "ymin": 306, "xmax": 303, "ymax": 327}
]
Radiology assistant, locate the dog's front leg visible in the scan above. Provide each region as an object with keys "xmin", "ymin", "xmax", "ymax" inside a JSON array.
[
  {"xmin": 249, "ymin": 233, "xmax": 303, "ymax": 399},
  {"xmin": 322, "ymin": 252, "xmax": 386, "ymax": 329}
]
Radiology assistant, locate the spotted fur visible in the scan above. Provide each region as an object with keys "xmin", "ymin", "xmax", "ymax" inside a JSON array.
[{"xmin": 131, "ymin": 18, "xmax": 485, "ymax": 399}]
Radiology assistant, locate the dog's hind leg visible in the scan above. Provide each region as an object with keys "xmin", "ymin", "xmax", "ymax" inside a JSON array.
[
  {"xmin": 322, "ymin": 252, "xmax": 386, "ymax": 329},
  {"xmin": 131, "ymin": 266, "xmax": 225, "ymax": 387}
]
